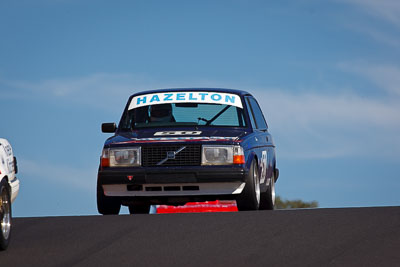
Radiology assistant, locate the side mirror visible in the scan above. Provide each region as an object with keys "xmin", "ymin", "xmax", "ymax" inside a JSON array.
[
  {"xmin": 102, "ymin": 123, "xmax": 117, "ymax": 133},
  {"xmin": 13, "ymin": 157, "xmax": 18, "ymax": 174},
  {"xmin": 275, "ymin": 168, "xmax": 279, "ymax": 181}
]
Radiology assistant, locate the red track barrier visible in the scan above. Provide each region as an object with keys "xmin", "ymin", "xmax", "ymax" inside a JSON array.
[{"xmin": 156, "ymin": 200, "xmax": 238, "ymax": 213}]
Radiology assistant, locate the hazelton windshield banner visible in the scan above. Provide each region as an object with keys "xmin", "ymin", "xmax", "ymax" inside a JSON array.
[{"xmin": 128, "ymin": 91, "xmax": 243, "ymax": 109}]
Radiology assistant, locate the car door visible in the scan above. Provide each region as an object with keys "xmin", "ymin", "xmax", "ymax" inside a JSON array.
[{"xmin": 245, "ymin": 96, "xmax": 274, "ymax": 188}]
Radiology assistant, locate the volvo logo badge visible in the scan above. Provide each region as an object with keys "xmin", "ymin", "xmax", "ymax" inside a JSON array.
[
  {"xmin": 167, "ymin": 151, "xmax": 176, "ymax": 159},
  {"xmin": 157, "ymin": 146, "xmax": 186, "ymax": 165}
]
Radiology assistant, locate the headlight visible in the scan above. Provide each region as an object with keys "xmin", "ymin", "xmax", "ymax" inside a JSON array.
[
  {"xmin": 101, "ymin": 147, "xmax": 141, "ymax": 167},
  {"xmin": 201, "ymin": 145, "xmax": 245, "ymax": 165}
]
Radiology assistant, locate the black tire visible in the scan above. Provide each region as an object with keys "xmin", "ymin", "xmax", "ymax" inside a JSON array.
[
  {"xmin": 97, "ymin": 181, "xmax": 121, "ymax": 215},
  {"xmin": 0, "ymin": 180, "xmax": 11, "ymax": 250},
  {"xmin": 236, "ymin": 160, "xmax": 260, "ymax": 211},
  {"xmin": 259, "ymin": 171, "xmax": 275, "ymax": 210},
  {"xmin": 128, "ymin": 204, "xmax": 151, "ymax": 214}
]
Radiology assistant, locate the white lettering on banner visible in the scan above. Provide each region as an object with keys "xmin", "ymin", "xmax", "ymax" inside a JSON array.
[
  {"xmin": 154, "ymin": 131, "xmax": 202, "ymax": 136},
  {"xmin": 128, "ymin": 91, "xmax": 243, "ymax": 110}
]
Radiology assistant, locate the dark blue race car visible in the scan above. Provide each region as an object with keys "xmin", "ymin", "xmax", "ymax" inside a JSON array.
[{"xmin": 97, "ymin": 88, "xmax": 278, "ymax": 214}]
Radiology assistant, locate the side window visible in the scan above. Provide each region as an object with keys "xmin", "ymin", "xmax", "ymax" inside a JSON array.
[
  {"xmin": 245, "ymin": 97, "xmax": 257, "ymax": 128},
  {"xmin": 248, "ymin": 97, "xmax": 268, "ymax": 130}
]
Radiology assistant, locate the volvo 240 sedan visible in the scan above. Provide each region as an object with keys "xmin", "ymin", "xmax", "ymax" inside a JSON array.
[{"xmin": 97, "ymin": 88, "xmax": 278, "ymax": 214}]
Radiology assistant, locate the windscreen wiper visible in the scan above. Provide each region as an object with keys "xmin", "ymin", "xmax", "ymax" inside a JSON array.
[
  {"xmin": 197, "ymin": 117, "xmax": 209, "ymax": 123},
  {"xmin": 205, "ymin": 105, "xmax": 231, "ymax": 126}
]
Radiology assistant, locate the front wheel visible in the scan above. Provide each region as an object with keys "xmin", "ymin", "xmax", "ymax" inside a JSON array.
[
  {"xmin": 97, "ymin": 182, "xmax": 121, "ymax": 215},
  {"xmin": 236, "ymin": 160, "xmax": 260, "ymax": 211},
  {"xmin": 0, "ymin": 180, "xmax": 11, "ymax": 250}
]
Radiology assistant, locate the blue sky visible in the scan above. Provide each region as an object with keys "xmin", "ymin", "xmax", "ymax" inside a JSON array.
[{"xmin": 1, "ymin": 0, "xmax": 399, "ymax": 217}]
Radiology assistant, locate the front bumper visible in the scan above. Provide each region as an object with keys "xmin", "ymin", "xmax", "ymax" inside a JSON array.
[{"xmin": 98, "ymin": 165, "xmax": 246, "ymax": 197}]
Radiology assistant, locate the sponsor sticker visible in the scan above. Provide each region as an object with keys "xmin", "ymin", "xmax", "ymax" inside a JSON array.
[
  {"xmin": 2, "ymin": 144, "xmax": 12, "ymax": 157},
  {"xmin": 260, "ymin": 150, "xmax": 267, "ymax": 184},
  {"xmin": 154, "ymin": 131, "xmax": 202, "ymax": 136},
  {"xmin": 128, "ymin": 91, "xmax": 243, "ymax": 109}
]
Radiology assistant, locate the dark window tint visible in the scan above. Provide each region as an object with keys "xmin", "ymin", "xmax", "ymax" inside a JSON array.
[
  {"xmin": 245, "ymin": 98, "xmax": 257, "ymax": 128},
  {"xmin": 119, "ymin": 103, "xmax": 247, "ymax": 130},
  {"xmin": 248, "ymin": 97, "xmax": 268, "ymax": 130}
]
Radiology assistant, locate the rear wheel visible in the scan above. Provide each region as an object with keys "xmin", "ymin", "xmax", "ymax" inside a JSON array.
[
  {"xmin": 128, "ymin": 204, "xmax": 151, "ymax": 214},
  {"xmin": 0, "ymin": 180, "xmax": 11, "ymax": 250},
  {"xmin": 236, "ymin": 160, "xmax": 260, "ymax": 211},
  {"xmin": 259, "ymin": 171, "xmax": 275, "ymax": 210},
  {"xmin": 97, "ymin": 181, "xmax": 121, "ymax": 215}
]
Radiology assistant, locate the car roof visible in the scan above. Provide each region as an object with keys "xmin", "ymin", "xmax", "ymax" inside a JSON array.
[{"xmin": 129, "ymin": 88, "xmax": 252, "ymax": 98}]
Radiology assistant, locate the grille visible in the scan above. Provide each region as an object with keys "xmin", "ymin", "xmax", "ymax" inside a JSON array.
[{"xmin": 142, "ymin": 144, "xmax": 201, "ymax": 167}]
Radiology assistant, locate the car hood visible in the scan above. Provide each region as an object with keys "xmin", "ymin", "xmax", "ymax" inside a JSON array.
[{"xmin": 106, "ymin": 128, "xmax": 249, "ymax": 146}]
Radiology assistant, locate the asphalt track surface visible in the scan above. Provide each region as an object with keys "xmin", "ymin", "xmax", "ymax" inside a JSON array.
[{"xmin": 1, "ymin": 207, "xmax": 399, "ymax": 267}]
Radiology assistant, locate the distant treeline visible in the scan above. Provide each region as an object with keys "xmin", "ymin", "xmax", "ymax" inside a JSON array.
[{"xmin": 275, "ymin": 196, "xmax": 318, "ymax": 209}]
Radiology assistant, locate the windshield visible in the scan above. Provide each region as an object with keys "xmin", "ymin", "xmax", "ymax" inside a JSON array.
[{"xmin": 119, "ymin": 103, "xmax": 247, "ymax": 130}]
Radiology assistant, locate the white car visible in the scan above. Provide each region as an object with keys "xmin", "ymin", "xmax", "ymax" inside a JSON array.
[{"xmin": 0, "ymin": 138, "xmax": 20, "ymax": 250}]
